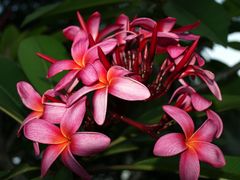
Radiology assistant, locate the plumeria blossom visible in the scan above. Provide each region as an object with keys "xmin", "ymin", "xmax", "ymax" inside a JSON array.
[
  {"xmin": 39, "ymin": 31, "xmax": 117, "ymax": 91},
  {"xmin": 169, "ymin": 85, "xmax": 212, "ymax": 112},
  {"xmin": 17, "ymin": 81, "xmax": 66, "ymax": 155},
  {"xmin": 24, "ymin": 96, "xmax": 111, "ymax": 179},
  {"xmin": 67, "ymin": 60, "xmax": 151, "ymax": 125},
  {"xmin": 153, "ymin": 105, "xmax": 225, "ymax": 180}
]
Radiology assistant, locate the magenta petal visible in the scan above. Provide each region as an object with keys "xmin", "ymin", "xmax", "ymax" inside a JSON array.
[
  {"xmin": 153, "ymin": 133, "xmax": 187, "ymax": 157},
  {"xmin": 109, "ymin": 77, "xmax": 150, "ymax": 100},
  {"xmin": 61, "ymin": 96, "xmax": 86, "ymax": 137},
  {"xmin": 194, "ymin": 141, "xmax": 225, "ymax": 168},
  {"xmin": 163, "ymin": 105, "xmax": 194, "ymax": 138},
  {"xmin": 158, "ymin": 17, "xmax": 176, "ymax": 32},
  {"xmin": 169, "ymin": 85, "xmax": 194, "ymax": 103},
  {"xmin": 33, "ymin": 142, "xmax": 40, "ymax": 156},
  {"xmin": 206, "ymin": 110, "xmax": 223, "ymax": 138},
  {"xmin": 17, "ymin": 81, "xmax": 43, "ymax": 111},
  {"xmin": 17, "ymin": 111, "xmax": 42, "ymax": 136},
  {"xmin": 71, "ymin": 31, "xmax": 89, "ymax": 65},
  {"xmin": 130, "ymin": 17, "xmax": 156, "ymax": 30},
  {"xmin": 63, "ymin": 26, "xmax": 80, "ymax": 41},
  {"xmin": 78, "ymin": 63, "xmax": 98, "ymax": 86},
  {"xmin": 41, "ymin": 144, "xmax": 67, "ymax": 177},
  {"xmin": 180, "ymin": 149, "xmax": 200, "ymax": 180},
  {"xmin": 24, "ymin": 119, "xmax": 66, "ymax": 144},
  {"xmin": 192, "ymin": 118, "xmax": 218, "ymax": 142},
  {"xmin": 54, "ymin": 70, "xmax": 79, "ymax": 92},
  {"xmin": 191, "ymin": 93, "xmax": 212, "ymax": 111},
  {"xmin": 67, "ymin": 83, "xmax": 105, "ymax": 106},
  {"xmin": 84, "ymin": 39, "xmax": 117, "ymax": 64},
  {"xmin": 48, "ymin": 60, "xmax": 78, "ymax": 78},
  {"xmin": 70, "ymin": 132, "xmax": 111, "ymax": 156},
  {"xmin": 98, "ymin": 24, "xmax": 122, "ymax": 42},
  {"xmin": 87, "ymin": 11, "xmax": 101, "ymax": 40},
  {"xmin": 61, "ymin": 146, "xmax": 91, "ymax": 180},
  {"xmin": 107, "ymin": 65, "xmax": 131, "ymax": 80},
  {"xmin": 43, "ymin": 102, "xmax": 66, "ymax": 124},
  {"xmin": 93, "ymin": 88, "xmax": 108, "ymax": 125},
  {"xmin": 167, "ymin": 46, "xmax": 186, "ymax": 59}
]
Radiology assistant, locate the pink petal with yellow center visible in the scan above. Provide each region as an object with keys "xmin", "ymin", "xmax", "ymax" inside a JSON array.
[
  {"xmin": 107, "ymin": 66, "xmax": 131, "ymax": 81},
  {"xmin": 109, "ymin": 77, "xmax": 150, "ymax": 100},
  {"xmin": 17, "ymin": 81, "xmax": 43, "ymax": 111},
  {"xmin": 41, "ymin": 143, "xmax": 67, "ymax": 177},
  {"xmin": 61, "ymin": 96, "xmax": 86, "ymax": 137},
  {"xmin": 163, "ymin": 105, "xmax": 194, "ymax": 138},
  {"xmin": 70, "ymin": 132, "xmax": 111, "ymax": 156},
  {"xmin": 71, "ymin": 31, "xmax": 89, "ymax": 65},
  {"xmin": 61, "ymin": 146, "xmax": 91, "ymax": 180},
  {"xmin": 191, "ymin": 118, "xmax": 218, "ymax": 142},
  {"xmin": 48, "ymin": 60, "xmax": 79, "ymax": 78},
  {"xmin": 153, "ymin": 133, "xmax": 187, "ymax": 156},
  {"xmin": 179, "ymin": 148, "xmax": 200, "ymax": 180},
  {"xmin": 194, "ymin": 141, "xmax": 225, "ymax": 168},
  {"xmin": 24, "ymin": 119, "xmax": 66, "ymax": 144},
  {"xmin": 93, "ymin": 88, "xmax": 108, "ymax": 125}
]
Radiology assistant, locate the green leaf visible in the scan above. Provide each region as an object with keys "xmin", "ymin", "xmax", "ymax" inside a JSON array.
[
  {"xmin": 228, "ymin": 41, "xmax": 240, "ymax": 50},
  {"xmin": 224, "ymin": 0, "xmax": 240, "ymax": 16},
  {"xmin": 0, "ymin": 57, "xmax": 28, "ymax": 123},
  {"xmin": 213, "ymin": 94, "xmax": 240, "ymax": 111},
  {"xmin": 107, "ymin": 156, "xmax": 240, "ymax": 179},
  {"xmin": 163, "ymin": 0, "xmax": 230, "ymax": 45},
  {"xmin": 18, "ymin": 35, "xmax": 69, "ymax": 94},
  {"xmin": 2, "ymin": 164, "xmax": 39, "ymax": 180},
  {"xmin": 22, "ymin": 0, "xmax": 126, "ymax": 26},
  {"xmin": 21, "ymin": 3, "xmax": 60, "ymax": 27}
]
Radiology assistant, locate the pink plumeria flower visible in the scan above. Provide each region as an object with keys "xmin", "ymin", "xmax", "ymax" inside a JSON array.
[
  {"xmin": 17, "ymin": 81, "xmax": 66, "ymax": 155},
  {"xmin": 169, "ymin": 85, "xmax": 212, "ymax": 111},
  {"xmin": 67, "ymin": 60, "xmax": 151, "ymax": 125},
  {"xmin": 63, "ymin": 11, "xmax": 122, "ymax": 43},
  {"xmin": 40, "ymin": 31, "xmax": 117, "ymax": 91},
  {"xmin": 153, "ymin": 105, "xmax": 225, "ymax": 180},
  {"xmin": 24, "ymin": 96, "xmax": 110, "ymax": 179}
]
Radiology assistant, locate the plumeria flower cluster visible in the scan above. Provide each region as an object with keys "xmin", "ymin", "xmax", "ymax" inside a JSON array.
[{"xmin": 17, "ymin": 11, "xmax": 225, "ymax": 180}]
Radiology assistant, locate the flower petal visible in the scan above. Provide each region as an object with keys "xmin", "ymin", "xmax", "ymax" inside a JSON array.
[
  {"xmin": 61, "ymin": 96, "xmax": 86, "ymax": 137},
  {"xmin": 61, "ymin": 146, "xmax": 91, "ymax": 180},
  {"xmin": 71, "ymin": 31, "xmax": 89, "ymax": 65},
  {"xmin": 109, "ymin": 77, "xmax": 150, "ymax": 100},
  {"xmin": 78, "ymin": 63, "xmax": 98, "ymax": 85},
  {"xmin": 54, "ymin": 70, "xmax": 79, "ymax": 92},
  {"xmin": 87, "ymin": 11, "xmax": 101, "ymax": 40},
  {"xmin": 63, "ymin": 26, "xmax": 80, "ymax": 41},
  {"xmin": 191, "ymin": 118, "xmax": 218, "ymax": 142},
  {"xmin": 206, "ymin": 110, "xmax": 223, "ymax": 138},
  {"xmin": 70, "ymin": 132, "xmax": 111, "ymax": 156},
  {"xmin": 158, "ymin": 17, "xmax": 176, "ymax": 32},
  {"xmin": 167, "ymin": 46, "xmax": 186, "ymax": 59},
  {"xmin": 41, "ymin": 144, "xmax": 67, "ymax": 177},
  {"xmin": 163, "ymin": 105, "xmax": 194, "ymax": 138},
  {"xmin": 107, "ymin": 65, "xmax": 131, "ymax": 81},
  {"xmin": 153, "ymin": 133, "xmax": 187, "ymax": 156},
  {"xmin": 194, "ymin": 141, "xmax": 225, "ymax": 168},
  {"xmin": 130, "ymin": 17, "xmax": 156, "ymax": 30},
  {"xmin": 43, "ymin": 102, "xmax": 66, "ymax": 124},
  {"xmin": 191, "ymin": 93, "xmax": 212, "ymax": 111},
  {"xmin": 67, "ymin": 83, "xmax": 105, "ymax": 106},
  {"xmin": 98, "ymin": 24, "xmax": 122, "ymax": 42},
  {"xmin": 24, "ymin": 119, "xmax": 66, "ymax": 144},
  {"xmin": 33, "ymin": 142, "xmax": 40, "ymax": 156},
  {"xmin": 17, "ymin": 81, "xmax": 43, "ymax": 111},
  {"xmin": 179, "ymin": 149, "xmax": 200, "ymax": 180},
  {"xmin": 17, "ymin": 111, "xmax": 42, "ymax": 136},
  {"xmin": 48, "ymin": 60, "xmax": 79, "ymax": 78},
  {"xmin": 93, "ymin": 88, "xmax": 108, "ymax": 125},
  {"xmin": 84, "ymin": 39, "xmax": 117, "ymax": 64}
]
